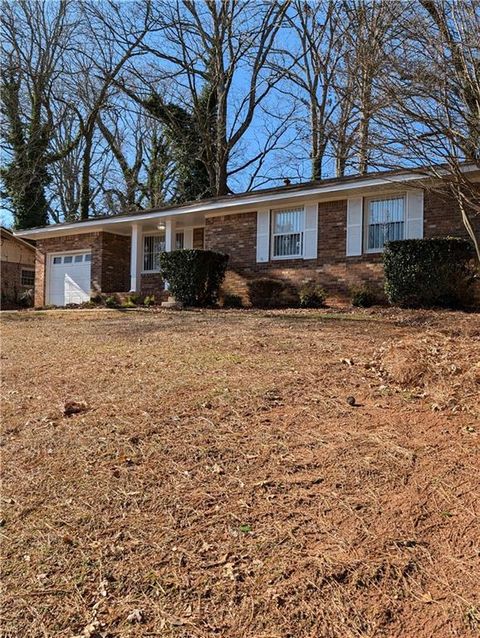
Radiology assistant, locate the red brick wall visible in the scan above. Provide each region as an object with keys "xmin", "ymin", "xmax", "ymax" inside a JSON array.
[
  {"xmin": 99, "ymin": 233, "xmax": 131, "ymax": 293},
  {"xmin": 204, "ymin": 190, "xmax": 478, "ymax": 303}
]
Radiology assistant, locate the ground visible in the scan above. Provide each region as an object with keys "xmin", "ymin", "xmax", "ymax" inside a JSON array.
[{"xmin": 1, "ymin": 306, "xmax": 479, "ymax": 638}]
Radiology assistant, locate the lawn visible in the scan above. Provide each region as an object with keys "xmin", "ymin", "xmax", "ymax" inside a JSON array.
[{"xmin": 1, "ymin": 307, "xmax": 479, "ymax": 637}]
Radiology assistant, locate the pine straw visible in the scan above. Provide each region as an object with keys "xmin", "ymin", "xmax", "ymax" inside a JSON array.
[
  {"xmin": 1, "ymin": 307, "xmax": 479, "ymax": 637},
  {"xmin": 372, "ymin": 331, "xmax": 480, "ymax": 414}
]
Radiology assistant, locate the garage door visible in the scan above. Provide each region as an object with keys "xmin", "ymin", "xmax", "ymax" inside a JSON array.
[{"xmin": 48, "ymin": 252, "xmax": 92, "ymax": 306}]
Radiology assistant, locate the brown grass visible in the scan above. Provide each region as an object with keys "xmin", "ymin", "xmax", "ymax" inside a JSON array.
[{"xmin": 1, "ymin": 306, "xmax": 479, "ymax": 637}]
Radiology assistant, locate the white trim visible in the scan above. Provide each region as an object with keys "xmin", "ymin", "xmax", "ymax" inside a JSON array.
[{"xmin": 17, "ymin": 167, "xmax": 470, "ymax": 239}]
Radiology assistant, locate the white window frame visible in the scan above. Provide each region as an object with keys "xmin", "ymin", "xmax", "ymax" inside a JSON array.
[
  {"xmin": 271, "ymin": 206, "xmax": 305, "ymax": 260},
  {"xmin": 142, "ymin": 232, "xmax": 165, "ymax": 273},
  {"xmin": 175, "ymin": 231, "xmax": 184, "ymax": 250},
  {"xmin": 364, "ymin": 194, "xmax": 406, "ymax": 254}
]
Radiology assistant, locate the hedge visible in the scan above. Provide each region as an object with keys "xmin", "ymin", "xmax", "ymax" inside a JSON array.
[
  {"xmin": 383, "ymin": 237, "xmax": 475, "ymax": 308},
  {"xmin": 159, "ymin": 249, "xmax": 229, "ymax": 307}
]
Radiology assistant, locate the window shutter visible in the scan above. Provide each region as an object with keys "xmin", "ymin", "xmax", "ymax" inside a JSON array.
[
  {"xmin": 405, "ymin": 189, "xmax": 424, "ymax": 239},
  {"xmin": 256, "ymin": 209, "xmax": 270, "ymax": 263},
  {"xmin": 303, "ymin": 203, "xmax": 318, "ymax": 260},
  {"xmin": 346, "ymin": 197, "xmax": 363, "ymax": 256}
]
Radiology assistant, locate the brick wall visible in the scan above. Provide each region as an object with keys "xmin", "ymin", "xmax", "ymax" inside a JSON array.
[
  {"xmin": 1, "ymin": 261, "xmax": 34, "ymax": 307},
  {"xmin": 205, "ymin": 190, "xmax": 478, "ymax": 303},
  {"xmin": 99, "ymin": 233, "xmax": 130, "ymax": 292}
]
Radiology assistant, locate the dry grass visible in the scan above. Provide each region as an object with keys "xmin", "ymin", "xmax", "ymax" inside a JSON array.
[{"xmin": 1, "ymin": 306, "xmax": 479, "ymax": 637}]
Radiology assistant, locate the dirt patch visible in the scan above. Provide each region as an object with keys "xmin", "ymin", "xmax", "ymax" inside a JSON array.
[{"xmin": 1, "ymin": 307, "xmax": 479, "ymax": 637}]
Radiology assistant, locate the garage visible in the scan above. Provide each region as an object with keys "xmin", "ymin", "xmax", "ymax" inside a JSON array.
[{"xmin": 47, "ymin": 252, "xmax": 92, "ymax": 306}]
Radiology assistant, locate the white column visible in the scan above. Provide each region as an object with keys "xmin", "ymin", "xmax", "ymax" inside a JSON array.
[
  {"xmin": 184, "ymin": 227, "xmax": 193, "ymax": 249},
  {"xmin": 165, "ymin": 219, "xmax": 174, "ymax": 252},
  {"xmin": 130, "ymin": 223, "xmax": 142, "ymax": 292}
]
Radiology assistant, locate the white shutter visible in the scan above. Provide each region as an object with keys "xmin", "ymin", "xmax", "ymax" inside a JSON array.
[
  {"xmin": 303, "ymin": 203, "xmax": 318, "ymax": 260},
  {"xmin": 405, "ymin": 189, "xmax": 424, "ymax": 239},
  {"xmin": 346, "ymin": 197, "xmax": 363, "ymax": 256},
  {"xmin": 256, "ymin": 209, "xmax": 270, "ymax": 263}
]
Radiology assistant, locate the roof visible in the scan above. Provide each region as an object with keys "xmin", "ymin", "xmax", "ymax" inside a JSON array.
[
  {"xmin": 14, "ymin": 163, "xmax": 480, "ymax": 239},
  {"xmin": 1, "ymin": 226, "xmax": 36, "ymax": 250}
]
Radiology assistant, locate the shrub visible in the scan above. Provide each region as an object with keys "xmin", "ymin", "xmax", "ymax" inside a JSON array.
[
  {"xmin": 299, "ymin": 281, "xmax": 326, "ymax": 308},
  {"xmin": 223, "ymin": 294, "xmax": 243, "ymax": 309},
  {"xmin": 350, "ymin": 285, "xmax": 376, "ymax": 308},
  {"xmin": 159, "ymin": 249, "xmax": 229, "ymax": 307},
  {"xmin": 384, "ymin": 237, "xmax": 475, "ymax": 308},
  {"xmin": 144, "ymin": 295, "xmax": 155, "ymax": 307},
  {"xmin": 105, "ymin": 295, "xmax": 119, "ymax": 308},
  {"xmin": 248, "ymin": 278, "xmax": 300, "ymax": 308}
]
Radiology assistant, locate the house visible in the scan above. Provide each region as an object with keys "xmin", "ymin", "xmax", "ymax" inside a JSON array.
[
  {"xmin": 14, "ymin": 166, "xmax": 480, "ymax": 307},
  {"xmin": 1, "ymin": 226, "xmax": 36, "ymax": 308}
]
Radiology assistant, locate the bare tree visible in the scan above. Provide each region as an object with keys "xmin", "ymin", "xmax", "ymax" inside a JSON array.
[
  {"xmin": 0, "ymin": 0, "xmax": 81, "ymax": 228},
  {"xmin": 383, "ymin": 0, "xmax": 480, "ymax": 258},
  {"xmin": 122, "ymin": 0, "xmax": 290, "ymax": 197}
]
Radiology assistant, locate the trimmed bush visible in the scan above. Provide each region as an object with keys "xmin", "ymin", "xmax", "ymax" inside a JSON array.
[
  {"xmin": 384, "ymin": 237, "xmax": 475, "ymax": 308},
  {"xmin": 248, "ymin": 278, "xmax": 299, "ymax": 308},
  {"xmin": 159, "ymin": 249, "xmax": 229, "ymax": 307},
  {"xmin": 299, "ymin": 281, "xmax": 326, "ymax": 308},
  {"xmin": 350, "ymin": 285, "xmax": 376, "ymax": 308},
  {"xmin": 223, "ymin": 294, "xmax": 243, "ymax": 309},
  {"xmin": 144, "ymin": 295, "xmax": 155, "ymax": 307}
]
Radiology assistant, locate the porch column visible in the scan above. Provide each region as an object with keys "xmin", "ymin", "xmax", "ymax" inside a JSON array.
[
  {"xmin": 130, "ymin": 223, "xmax": 142, "ymax": 292},
  {"xmin": 165, "ymin": 219, "xmax": 174, "ymax": 252}
]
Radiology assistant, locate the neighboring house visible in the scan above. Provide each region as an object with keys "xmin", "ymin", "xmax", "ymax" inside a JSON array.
[
  {"xmin": 15, "ymin": 166, "xmax": 480, "ymax": 307},
  {"xmin": 1, "ymin": 226, "xmax": 36, "ymax": 308}
]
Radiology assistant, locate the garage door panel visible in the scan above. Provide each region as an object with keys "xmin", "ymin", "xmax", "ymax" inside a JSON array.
[{"xmin": 48, "ymin": 252, "xmax": 91, "ymax": 306}]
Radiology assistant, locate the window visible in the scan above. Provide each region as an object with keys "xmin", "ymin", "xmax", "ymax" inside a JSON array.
[
  {"xmin": 84, "ymin": 253, "xmax": 92, "ymax": 262},
  {"xmin": 175, "ymin": 232, "xmax": 184, "ymax": 250},
  {"xmin": 21, "ymin": 269, "xmax": 35, "ymax": 287},
  {"xmin": 74, "ymin": 254, "xmax": 83, "ymax": 263},
  {"xmin": 143, "ymin": 234, "xmax": 165, "ymax": 272},
  {"xmin": 63, "ymin": 255, "xmax": 73, "ymax": 264},
  {"xmin": 53, "ymin": 256, "xmax": 62, "ymax": 264},
  {"xmin": 366, "ymin": 196, "xmax": 405, "ymax": 251},
  {"xmin": 272, "ymin": 207, "xmax": 304, "ymax": 258}
]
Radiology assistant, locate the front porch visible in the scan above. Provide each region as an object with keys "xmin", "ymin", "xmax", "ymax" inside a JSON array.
[{"xmin": 128, "ymin": 216, "xmax": 205, "ymax": 297}]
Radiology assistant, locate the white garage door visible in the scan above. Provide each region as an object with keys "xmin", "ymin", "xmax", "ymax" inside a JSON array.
[{"xmin": 47, "ymin": 252, "xmax": 92, "ymax": 306}]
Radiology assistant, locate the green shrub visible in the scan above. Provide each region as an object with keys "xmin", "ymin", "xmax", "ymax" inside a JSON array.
[
  {"xmin": 105, "ymin": 295, "xmax": 119, "ymax": 308},
  {"xmin": 121, "ymin": 298, "xmax": 136, "ymax": 308},
  {"xmin": 248, "ymin": 278, "xmax": 299, "ymax": 308},
  {"xmin": 223, "ymin": 294, "xmax": 243, "ymax": 309},
  {"xmin": 384, "ymin": 237, "xmax": 475, "ymax": 308},
  {"xmin": 144, "ymin": 295, "xmax": 155, "ymax": 307},
  {"xmin": 128, "ymin": 293, "xmax": 141, "ymax": 305},
  {"xmin": 350, "ymin": 285, "xmax": 376, "ymax": 308},
  {"xmin": 299, "ymin": 281, "xmax": 326, "ymax": 308},
  {"xmin": 159, "ymin": 249, "xmax": 229, "ymax": 307}
]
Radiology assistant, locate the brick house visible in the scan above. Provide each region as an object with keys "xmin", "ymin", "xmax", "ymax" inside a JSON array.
[
  {"xmin": 14, "ymin": 166, "xmax": 480, "ymax": 307},
  {"xmin": 1, "ymin": 226, "xmax": 36, "ymax": 308}
]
